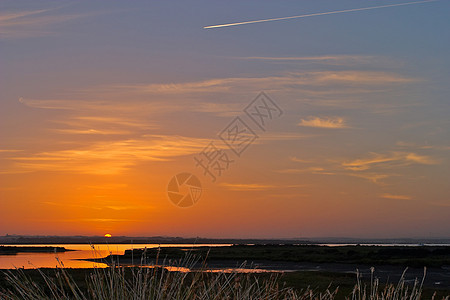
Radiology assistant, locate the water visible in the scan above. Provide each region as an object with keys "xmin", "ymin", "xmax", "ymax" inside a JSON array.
[
  {"xmin": 0, "ymin": 244, "xmax": 232, "ymax": 269},
  {"xmin": 1, "ymin": 243, "xmax": 449, "ymax": 270},
  {"xmin": 2, "ymin": 243, "xmax": 448, "ymax": 288}
]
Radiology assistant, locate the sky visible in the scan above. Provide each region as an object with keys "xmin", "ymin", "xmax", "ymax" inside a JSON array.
[{"xmin": 0, "ymin": 0, "xmax": 449, "ymax": 239}]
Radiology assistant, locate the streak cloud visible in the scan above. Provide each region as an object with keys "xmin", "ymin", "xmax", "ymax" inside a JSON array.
[{"xmin": 204, "ymin": 0, "xmax": 438, "ymax": 29}]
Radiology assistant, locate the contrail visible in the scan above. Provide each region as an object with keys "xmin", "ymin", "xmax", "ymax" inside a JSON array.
[{"xmin": 204, "ymin": 0, "xmax": 438, "ymax": 29}]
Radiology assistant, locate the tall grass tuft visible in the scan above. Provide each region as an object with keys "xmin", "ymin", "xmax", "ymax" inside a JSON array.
[{"xmin": 350, "ymin": 267, "xmax": 430, "ymax": 300}]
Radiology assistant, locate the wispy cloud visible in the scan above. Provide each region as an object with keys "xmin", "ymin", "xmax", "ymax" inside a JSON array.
[
  {"xmin": 42, "ymin": 201, "xmax": 101, "ymax": 210},
  {"xmin": 82, "ymin": 183, "xmax": 128, "ymax": 190},
  {"xmin": 103, "ymin": 205, "xmax": 152, "ymax": 211},
  {"xmin": 8, "ymin": 135, "xmax": 214, "ymax": 175},
  {"xmin": 19, "ymin": 97, "xmax": 160, "ymax": 136},
  {"xmin": 0, "ymin": 8, "xmax": 97, "ymax": 38},
  {"xmin": 19, "ymin": 96, "xmax": 311, "ymax": 146},
  {"xmin": 18, "ymin": 68, "xmax": 418, "ymax": 124},
  {"xmin": 277, "ymin": 167, "xmax": 328, "ymax": 174},
  {"xmin": 52, "ymin": 116, "xmax": 158, "ymax": 135},
  {"xmin": 0, "ymin": 149, "xmax": 23, "ymax": 153},
  {"xmin": 219, "ymin": 182, "xmax": 305, "ymax": 191},
  {"xmin": 277, "ymin": 164, "xmax": 394, "ymax": 185},
  {"xmin": 192, "ymin": 102, "xmax": 242, "ymax": 117},
  {"xmin": 348, "ymin": 173, "xmax": 392, "ymax": 184},
  {"xmin": 278, "ymin": 165, "xmax": 392, "ymax": 184},
  {"xmin": 381, "ymin": 193, "xmax": 412, "ymax": 200},
  {"xmin": 239, "ymin": 55, "xmax": 371, "ymax": 62},
  {"xmin": 43, "ymin": 199, "xmax": 155, "ymax": 211},
  {"xmin": 279, "ymin": 148, "xmax": 439, "ymax": 185},
  {"xmin": 19, "ymin": 97, "xmax": 148, "ymax": 112},
  {"xmin": 298, "ymin": 116, "xmax": 348, "ymax": 129},
  {"xmin": 235, "ymin": 55, "xmax": 397, "ymax": 67},
  {"xmin": 289, "ymin": 157, "xmax": 312, "ymax": 163},
  {"xmin": 260, "ymin": 133, "xmax": 314, "ymax": 142},
  {"xmin": 219, "ymin": 183, "xmax": 276, "ymax": 191},
  {"xmin": 53, "ymin": 128, "xmax": 131, "ymax": 135},
  {"xmin": 66, "ymin": 218, "xmax": 139, "ymax": 223},
  {"xmin": 98, "ymin": 71, "xmax": 417, "ymax": 97},
  {"xmin": 342, "ymin": 152, "xmax": 438, "ymax": 171},
  {"xmin": 396, "ymin": 141, "xmax": 450, "ymax": 151}
]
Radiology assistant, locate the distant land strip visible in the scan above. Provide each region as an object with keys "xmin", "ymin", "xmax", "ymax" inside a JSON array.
[{"xmin": 0, "ymin": 246, "xmax": 71, "ymax": 254}]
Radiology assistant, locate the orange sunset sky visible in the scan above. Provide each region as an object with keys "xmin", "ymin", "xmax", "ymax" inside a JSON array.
[{"xmin": 0, "ymin": 0, "xmax": 449, "ymax": 238}]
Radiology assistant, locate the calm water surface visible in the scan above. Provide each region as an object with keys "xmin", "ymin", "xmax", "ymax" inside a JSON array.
[
  {"xmin": 0, "ymin": 244, "xmax": 232, "ymax": 269},
  {"xmin": 1, "ymin": 243, "xmax": 448, "ymax": 270}
]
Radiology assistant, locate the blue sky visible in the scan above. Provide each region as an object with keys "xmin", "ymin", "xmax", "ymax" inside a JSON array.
[{"xmin": 0, "ymin": 0, "xmax": 449, "ymax": 238}]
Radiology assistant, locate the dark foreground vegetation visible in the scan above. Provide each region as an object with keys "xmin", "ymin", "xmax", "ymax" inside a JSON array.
[
  {"xmin": 98, "ymin": 244, "xmax": 450, "ymax": 268},
  {"xmin": 0, "ymin": 245, "xmax": 448, "ymax": 299},
  {"xmin": 0, "ymin": 265, "xmax": 449, "ymax": 299}
]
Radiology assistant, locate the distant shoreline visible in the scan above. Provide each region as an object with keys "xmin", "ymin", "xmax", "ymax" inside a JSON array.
[
  {"xmin": 1, "ymin": 235, "xmax": 449, "ymax": 246},
  {"xmin": 0, "ymin": 246, "xmax": 72, "ymax": 254}
]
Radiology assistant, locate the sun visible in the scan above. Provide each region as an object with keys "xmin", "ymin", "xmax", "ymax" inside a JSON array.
[{"xmin": 104, "ymin": 233, "xmax": 112, "ymax": 238}]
